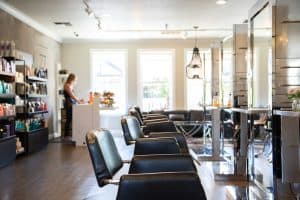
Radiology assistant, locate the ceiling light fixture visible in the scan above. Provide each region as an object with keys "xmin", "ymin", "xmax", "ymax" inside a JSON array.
[
  {"xmin": 186, "ymin": 26, "xmax": 203, "ymax": 79},
  {"xmin": 83, "ymin": 0, "xmax": 104, "ymax": 31},
  {"xmin": 97, "ymin": 22, "xmax": 102, "ymax": 30},
  {"xmin": 85, "ymin": 7, "xmax": 94, "ymax": 17},
  {"xmin": 216, "ymin": 0, "xmax": 227, "ymax": 5}
]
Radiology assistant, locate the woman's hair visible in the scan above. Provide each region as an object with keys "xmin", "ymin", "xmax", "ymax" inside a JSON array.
[{"xmin": 66, "ymin": 73, "xmax": 76, "ymax": 84}]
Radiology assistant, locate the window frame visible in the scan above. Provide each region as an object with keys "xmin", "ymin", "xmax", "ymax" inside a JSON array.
[
  {"xmin": 137, "ymin": 49, "xmax": 176, "ymax": 111},
  {"xmin": 89, "ymin": 49, "xmax": 128, "ymax": 112}
]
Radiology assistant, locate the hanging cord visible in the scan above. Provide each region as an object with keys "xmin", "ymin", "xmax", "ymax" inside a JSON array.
[
  {"xmin": 193, "ymin": 26, "xmax": 198, "ymax": 47},
  {"xmin": 194, "ymin": 26, "xmax": 198, "ymax": 47}
]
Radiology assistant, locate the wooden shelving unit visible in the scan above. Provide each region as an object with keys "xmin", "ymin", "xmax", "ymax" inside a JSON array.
[
  {"xmin": 0, "ymin": 56, "xmax": 18, "ymax": 168},
  {"xmin": 15, "ymin": 59, "xmax": 49, "ymax": 155}
]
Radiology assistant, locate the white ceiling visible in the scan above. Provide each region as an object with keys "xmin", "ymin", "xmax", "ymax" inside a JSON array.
[{"xmin": 1, "ymin": 0, "xmax": 257, "ymax": 41}]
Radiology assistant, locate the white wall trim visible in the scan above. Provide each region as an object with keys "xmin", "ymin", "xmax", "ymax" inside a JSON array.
[{"xmin": 0, "ymin": 2, "xmax": 62, "ymax": 43}]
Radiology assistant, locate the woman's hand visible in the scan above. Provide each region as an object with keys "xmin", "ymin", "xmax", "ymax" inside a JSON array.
[{"xmin": 78, "ymin": 99, "xmax": 85, "ymax": 104}]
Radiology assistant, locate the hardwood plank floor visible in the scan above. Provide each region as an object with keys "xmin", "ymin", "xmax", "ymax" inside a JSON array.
[{"xmin": 0, "ymin": 134, "xmax": 270, "ymax": 200}]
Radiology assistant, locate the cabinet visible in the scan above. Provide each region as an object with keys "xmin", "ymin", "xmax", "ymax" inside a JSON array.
[
  {"xmin": 0, "ymin": 56, "xmax": 18, "ymax": 167},
  {"xmin": 15, "ymin": 59, "xmax": 49, "ymax": 154},
  {"xmin": 0, "ymin": 135, "xmax": 16, "ymax": 168}
]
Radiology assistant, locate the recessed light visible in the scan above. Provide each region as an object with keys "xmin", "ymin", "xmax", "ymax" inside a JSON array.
[
  {"xmin": 102, "ymin": 13, "xmax": 111, "ymax": 17},
  {"xmin": 53, "ymin": 22, "xmax": 72, "ymax": 27},
  {"xmin": 216, "ymin": 0, "xmax": 227, "ymax": 5}
]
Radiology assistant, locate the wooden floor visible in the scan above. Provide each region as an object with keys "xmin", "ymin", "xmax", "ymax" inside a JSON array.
[{"xmin": 0, "ymin": 135, "xmax": 271, "ymax": 200}]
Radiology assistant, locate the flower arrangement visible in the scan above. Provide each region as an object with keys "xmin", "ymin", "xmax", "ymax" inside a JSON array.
[
  {"xmin": 100, "ymin": 91, "xmax": 115, "ymax": 107},
  {"xmin": 288, "ymin": 88, "xmax": 300, "ymax": 111},
  {"xmin": 288, "ymin": 88, "xmax": 300, "ymax": 100}
]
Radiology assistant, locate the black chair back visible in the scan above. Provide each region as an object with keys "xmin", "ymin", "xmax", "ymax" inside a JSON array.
[
  {"xmin": 121, "ymin": 116, "xmax": 144, "ymax": 145},
  {"xmin": 116, "ymin": 172, "xmax": 207, "ymax": 200},
  {"xmin": 86, "ymin": 129, "xmax": 123, "ymax": 187},
  {"xmin": 129, "ymin": 108, "xmax": 144, "ymax": 125},
  {"xmin": 121, "ymin": 117, "xmax": 134, "ymax": 145},
  {"xmin": 133, "ymin": 106, "xmax": 143, "ymax": 119},
  {"xmin": 134, "ymin": 137, "xmax": 180, "ymax": 155},
  {"xmin": 129, "ymin": 154, "xmax": 196, "ymax": 174}
]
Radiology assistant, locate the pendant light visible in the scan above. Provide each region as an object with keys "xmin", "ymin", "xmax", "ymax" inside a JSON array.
[{"xmin": 186, "ymin": 26, "xmax": 203, "ymax": 79}]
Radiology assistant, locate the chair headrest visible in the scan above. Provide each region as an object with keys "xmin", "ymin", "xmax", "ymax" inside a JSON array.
[
  {"xmin": 86, "ymin": 129, "xmax": 123, "ymax": 187},
  {"xmin": 116, "ymin": 172, "xmax": 207, "ymax": 200}
]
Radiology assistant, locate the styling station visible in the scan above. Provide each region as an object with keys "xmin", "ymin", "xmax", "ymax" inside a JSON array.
[{"xmin": 0, "ymin": 0, "xmax": 300, "ymax": 199}]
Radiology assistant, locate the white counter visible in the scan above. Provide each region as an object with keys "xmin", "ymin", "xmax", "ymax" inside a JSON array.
[{"xmin": 72, "ymin": 101, "xmax": 119, "ymax": 146}]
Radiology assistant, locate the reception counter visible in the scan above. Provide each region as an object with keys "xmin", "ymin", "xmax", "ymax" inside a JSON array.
[{"xmin": 72, "ymin": 100, "xmax": 118, "ymax": 146}]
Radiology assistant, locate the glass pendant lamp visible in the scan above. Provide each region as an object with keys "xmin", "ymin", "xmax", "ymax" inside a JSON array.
[{"xmin": 186, "ymin": 26, "xmax": 203, "ymax": 79}]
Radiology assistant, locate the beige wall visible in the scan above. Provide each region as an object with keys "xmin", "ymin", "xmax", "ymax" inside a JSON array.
[
  {"xmin": 62, "ymin": 38, "xmax": 219, "ymax": 110},
  {"xmin": 0, "ymin": 9, "xmax": 61, "ymax": 136}
]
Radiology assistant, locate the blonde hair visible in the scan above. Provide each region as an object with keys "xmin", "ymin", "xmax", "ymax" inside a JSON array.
[{"xmin": 66, "ymin": 73, "xmax": 76, "ymax": 84}]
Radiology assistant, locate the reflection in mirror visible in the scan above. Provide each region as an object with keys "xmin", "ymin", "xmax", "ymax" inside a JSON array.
[
  {"xmin": 221, "ymin": 37, "xmax": 233, "ymax": 106},
  {"xmin": 250, "ymin": 3, "xmax": 272, "ymax": 108}
]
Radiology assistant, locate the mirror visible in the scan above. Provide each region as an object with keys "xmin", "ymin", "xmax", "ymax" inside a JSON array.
[
  {"xmin": 248, "ymin": 0, "xmax": 273, "ymax": 194},
  {"xmin": 249, "ymin": 2, "xmax": 272, "ymax": 108}
]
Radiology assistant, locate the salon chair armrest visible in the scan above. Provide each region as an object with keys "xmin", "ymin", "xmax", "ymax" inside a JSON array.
[
  {"xmin": 129, "ymin": 154, "xmax": 196, "ymax": 174},
  {"xmin": 134, "ymin": 137, "xmax": 180, "ymax": 155}
]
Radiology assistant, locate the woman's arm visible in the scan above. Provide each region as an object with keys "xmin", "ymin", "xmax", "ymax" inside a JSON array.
[{"xmin": 64, "ymin": 83, "xmax": 80, "ymax": 103}]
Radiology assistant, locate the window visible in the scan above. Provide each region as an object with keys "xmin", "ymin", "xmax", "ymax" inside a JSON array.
[
  {"xmin": 138, "ymin": 49, "xmax": 174, "ymax": 112},
  {"xmin": 90, "ymin": 49, "xmax": 127, "ymax": 112},
  {"xmin": 185, "ymin": 49, "xmax": 212, "ymax": 109}
]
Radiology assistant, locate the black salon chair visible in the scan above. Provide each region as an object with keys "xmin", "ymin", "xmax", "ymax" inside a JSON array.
[
  {"xmin": 128, "ymin": 108, "xmax": 178, "ymax": 134},
  {"xmin": 132, "ymin": 106, "xmax": 167, "ymax": 121},
  {"xmin": 86, "ymin": 129, "xmax": 206, "ymax": 200},
  {"xmin": 86, "ymin": 129, "xmax": 197, "ymax": 185},
  {"xmin": 129, "ymin": 108, "xmax": 168, "ymax": 125},
  {"xmin": 121, "ymin": 115, "xmax": 189, "ymax": 153},
  {"xmin": 116, "ymin": 172, "xmax": 207, "ymax": 200}
]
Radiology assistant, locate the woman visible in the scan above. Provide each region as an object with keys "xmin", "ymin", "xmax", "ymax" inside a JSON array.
[{"xmin": 63, "ymin": 73, "xmax": 82, "ymax": 137}]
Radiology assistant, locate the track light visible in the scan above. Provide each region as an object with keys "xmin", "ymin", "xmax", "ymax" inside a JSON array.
[
  {"xmin": 83, "ymin": 0, "xmax": 104, "ymax": 31},
  {"xmin": 85, "ymin": 7, "xmax": 94, "ymax": 17},
  {"xmin": 97, "ymin": 22, "xmax": 102, "ymax": 30}
]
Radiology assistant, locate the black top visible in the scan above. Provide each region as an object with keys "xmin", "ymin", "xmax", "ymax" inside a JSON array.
[{"xmin": 64, "ymin": 89, "xmax": 76, "ymax": 109}]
